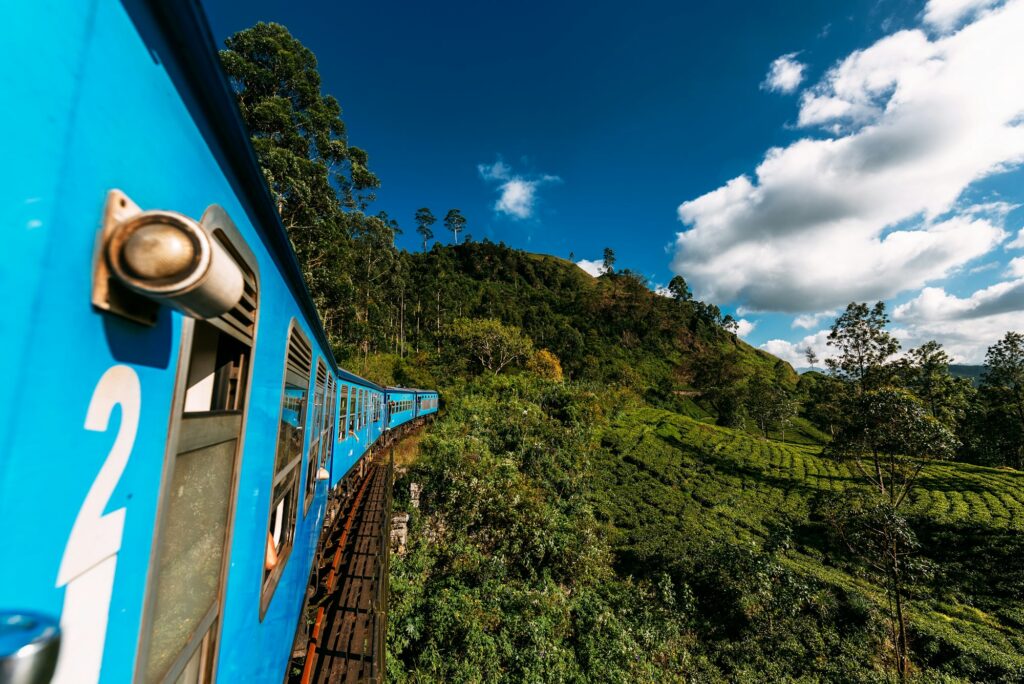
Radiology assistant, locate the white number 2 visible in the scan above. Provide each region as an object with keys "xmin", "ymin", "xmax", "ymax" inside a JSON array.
[{"xmin": 52, "ymin": 365, "xmax": 141, "ymax": 684}]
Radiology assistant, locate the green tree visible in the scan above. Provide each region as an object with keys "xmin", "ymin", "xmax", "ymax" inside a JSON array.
[
  {"xmin": 668, "ymin": 275, "xmax": 692, "ymax": 302},
  {"xmin": 602, "ymin": 247, "xmax": 616, "ymax": 274},
  {"xmin": 745, "ymin": 372, "xmax": 778, "ymax": 438},
  {"xmin": 901, "ymin": 340, "xmax": 971, "ymax": 427},
  {"xmin": 982, "ymin": 331, "xmax": 1024, "ymax": 418},
  {"xmin": 447, "ymin": 318, "xmax": 533, "ymax": 375},
  {"xmin": 220, "ymin": 22, "xmax": 381, "ymax": 345},
  {"xmin": 973, "ymin": 332, "xmax": 1024, "ymax": 468},
  {"xmin": 825, "ymin": 302, "xmax": 900, "ymax": 390},
  {"xmin": 414, "ymin": 208, "xmax": 436, "ymax": 251},
  {"xmin": 826, "ymin": 388, "xmax": 956, "ymax": 680},
  {"xmin": 444, "ymin": 208, "xmax": 467, "ymax": 244},
  {"xmin": 691, "ymin": 345, "xmax": 746, "ymax": 427},
  {"xmin": 804, "ymin": 346, "xmax": 818, "ymax": 370}
]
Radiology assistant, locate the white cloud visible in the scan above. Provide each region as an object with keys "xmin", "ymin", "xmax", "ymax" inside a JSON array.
[
  {"xmin": 1006, "ymin": 228, "xmax": 1024, "ymax": 248},
  {"xmin": 479, "ymin": 159, "xmax": 560, "ymax": 220},
  {"xmin": 890, "ymin": 280, "xmax": 1024, "ymax": 361},
  {"xmin": 760, "ymin": 329, "xmax": 833, "ymax": 367},
  {"xmin": 763, "ymin": 53, "xmax": 806, "ymax": 94},
  {"xmin": 792, "ymin": 310, "xmax": 837, "ymax": 329},
  {"xmin": 576, "ymin": 259, "xmax": 608, "ymax": 277},
  {"xmin": 495, "ymin": 180, "xmax": 538, "ymax": 219},
  {"xmin": 894, "ymin": 280, "xmax": 1024, "ymax": 321},
  {"xmin": 672, "ymin": 1, "xmax": 1024, "ymax": 313},
  {"xmin": 923, "ymin": 0, "xmax": 1003, "ymax": 32},
  {"xmin": 735, "ymin": 318, "xmax": 757, "ymax": 337},
  {"xmin": 653, "ymin": 285, "xmax": 672, "ymax": 297},
  {"xmin": 478, "ymin": 160, "xmax": 512, "ymax": 181}
]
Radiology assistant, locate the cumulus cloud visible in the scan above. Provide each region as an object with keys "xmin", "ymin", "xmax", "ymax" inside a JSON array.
[
  {"xmin": 760, "ymin": 329, "xmax": 834, "ymax": 367},
  {"xmin": 735, "ymin": 318, "xmax": 757, "ymax": 337},
  {"xmin": 923, "ymin": 0, "xmax": 1003, "ymax": 32},
  {"xmin": 763, "ymin": 53, "xmax": 806, "ymax": 94},
  {"xmin": 576, "ymin": 259, "xmax": 608, "ymax": 277},
  {"xmin": 792, "ymin": 310, "xmax": 837, "ymax": 329},
  {"xmin": 478, "ymin": 159, "xmax": 560, "ymax": 220},
  {"xmin": 885, "ymin": 280, "xmax": 1024, "ymax": 361},
  {"xmin": 672, "ymin": 0, "xmax": 1024, "ymax": 314}
]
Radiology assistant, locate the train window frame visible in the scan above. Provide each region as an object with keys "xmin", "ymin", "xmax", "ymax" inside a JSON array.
[
  {"xmin": 323, "ymin": 374, "xmax": 335, "ymax": 467},
  {"xmin": 261, "ymin": 321, "xmax": 312, "ymax": 619},
  {"xmin": 338, "ymin": 384, "xmax": 349, "ymax": 442},
  {"xmin": 134, "ymin": 205, "xmax": 260, "ymax": 684},
  {"xmin": 304, "ymin": 358, "xmax": 328, "ymax": 514}
]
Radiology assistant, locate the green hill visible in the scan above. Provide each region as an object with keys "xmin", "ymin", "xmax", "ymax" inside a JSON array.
[{"xmin": 593, "ymin": 408, "xmax": 1024, "ymax": 680}]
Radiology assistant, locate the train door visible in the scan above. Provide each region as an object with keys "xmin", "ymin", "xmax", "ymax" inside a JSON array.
[{"xmin": 136, "ymin": 212, "xmax": 259, "ymax": 684}]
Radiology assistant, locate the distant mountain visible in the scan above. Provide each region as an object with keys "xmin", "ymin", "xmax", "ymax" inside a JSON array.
[{"xmin": 950, "ymin": 364, "xmax": 985, "ymax": 386}]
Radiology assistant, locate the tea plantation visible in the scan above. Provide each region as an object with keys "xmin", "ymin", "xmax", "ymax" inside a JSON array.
[{"xmin": 594, "ymin": 407, "xmax": 1024, "ymax": 681}]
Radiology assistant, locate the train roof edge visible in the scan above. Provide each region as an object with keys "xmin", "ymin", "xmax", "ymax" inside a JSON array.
[{"xmin": 137, "ymin": 0, "xmax": 341, "ymax": 372}]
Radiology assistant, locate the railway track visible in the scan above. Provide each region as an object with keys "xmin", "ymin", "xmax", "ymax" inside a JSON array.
[{"xmin": 296, "ymin": 452, "xmax": 392, "ymax": 684}]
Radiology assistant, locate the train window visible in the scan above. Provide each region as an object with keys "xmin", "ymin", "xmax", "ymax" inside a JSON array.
[
  {"xmin": 262, "ymin": 323, "xmax": 312, "ymax": 616},
  {"xmin": 348, "ymin": 388, "xmax": 357, "ymax": 436},
  {"xmin": 323, "ymin": 374, "xmax": 335, "ymax": 467},
  {"xmin": 338, "ymin": 385, "xmax": 348, "ymax": 441},
  {"xmin": 305, "ymin": 359, "xmax": 327, "ymax": 513},
  {"xmin": 138, "ymin": 210, "xmax": 260, "ymax": 684}
]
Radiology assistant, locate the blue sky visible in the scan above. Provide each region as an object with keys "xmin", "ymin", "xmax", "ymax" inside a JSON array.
[{"xmin": 203, "ymin": 0, "xmax": 1024, "ymax": 364}]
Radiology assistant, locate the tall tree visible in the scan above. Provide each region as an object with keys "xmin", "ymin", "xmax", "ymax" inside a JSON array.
[
  {"xmin": 220, "ymin": 22, "xmax": 382, "ymax": 346},
  {"xmin": 804, "ymin": 346, "xmax": 819, "ymax": 370},
  {"xmin": 444, "ymin": 208, "xmax": 467, "ymax": 244},
  {"xmin": 602, "ymin": 247, "xmax": 616, "ymax": 274},
  {"xmin": 667, "ymin": 275, "xmax": 692, "ymax": 302},
  {"xmin": 414, "ymin": 207, "xmax": 436, "ymax": 252},
  {"xmin": 901, "ymin": 340, "xmax": 971, "ymax": 427},
  {"xmin": 826, "ymin": 388, "xmax": 956, "ymax": 680},
  {"xmin": 825, "ymin": 302, "xmax": 900, "ymax": 390},
  {"xmin": 973, "ymin": 331, "xmax": 1024, "ymax": 468},
  {"xmin": 982, "ymin": 331, "xmax": 1024, "ymax": 410}
]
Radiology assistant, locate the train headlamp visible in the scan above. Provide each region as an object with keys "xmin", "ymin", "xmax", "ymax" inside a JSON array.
[{"xmin": 93, "ymin": 190, "xmax": 245, "ymax": 323}]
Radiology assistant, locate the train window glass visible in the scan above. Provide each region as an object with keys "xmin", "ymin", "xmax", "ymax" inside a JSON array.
[
  {"xmin": 263, "ymin": 324, "xmax": 311, "ymax": 614},
  {"xmin": 323, "ymin": 374, "xmax": 335, "ymax": 467},
  {"xmin": 348, "ymin": 388, "xmax": 357, "ymax": 436},
  {"xmin": 338, "ymin": 385, "xmax": 348, "ymax": 441},
  {"xmin": 305, "ymin": 359, "xmax": 327, "ymax": 512}
]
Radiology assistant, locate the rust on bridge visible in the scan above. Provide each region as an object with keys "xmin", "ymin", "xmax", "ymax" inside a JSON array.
[{"xmin": 296, "ymin": 451, "xmax": 393, "ymax": 684}]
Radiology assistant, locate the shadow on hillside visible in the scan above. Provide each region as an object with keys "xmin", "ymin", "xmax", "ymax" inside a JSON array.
[{"xmin": 916, "ymin": 521, "xmax": 1024, "ymax": 616}]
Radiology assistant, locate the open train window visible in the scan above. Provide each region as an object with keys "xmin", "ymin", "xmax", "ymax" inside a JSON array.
[
  {"xmin": 262, "ymin": 323, "xmax": 311, "ymax": 617},
  {"xmin": 304, "ymin": 359, "xmax": 327, "ymax": 513},
  {"xmin": 338, "ymin": 385, "xmax": 349, "ymax": 442},
  {"xmin": 323, "ymin": 374, "xmax": 335, "ymax": 467}
]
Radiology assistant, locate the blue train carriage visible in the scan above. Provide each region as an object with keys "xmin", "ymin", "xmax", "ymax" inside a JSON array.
[
  {"xmin": 416, "ymin": 390, "xmax": 440, "ymax": 419},
  {"xmin": 386, "ymin": 389, "xmax": 418, "ymax": 429},
  {"xmin": 0, "ymin": 1, "xmax": 386, "ymax": 682},
  {"xmin": 333, "ymin": 371, "xmax": 386, "ymax": 486}
]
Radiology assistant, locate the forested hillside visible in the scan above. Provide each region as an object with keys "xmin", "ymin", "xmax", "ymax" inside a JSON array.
[{"xmin": 221, "ymin": 24, "xmax": 1024, "ymax": 682}]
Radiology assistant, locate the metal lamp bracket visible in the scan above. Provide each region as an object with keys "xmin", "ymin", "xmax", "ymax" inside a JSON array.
[{"xmin": 91, "ymin": 189, "xmax": 160, "ymax": 326}]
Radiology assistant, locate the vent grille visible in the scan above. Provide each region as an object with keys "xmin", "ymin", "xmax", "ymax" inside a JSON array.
[
  {"xmin": 287, "ymin": 327, "xmax": 312, "ymax": 381},
  {"xmin": 211, "ymin": 228, "xmax": 258, "ymax": 345}
]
